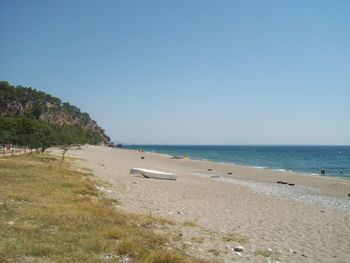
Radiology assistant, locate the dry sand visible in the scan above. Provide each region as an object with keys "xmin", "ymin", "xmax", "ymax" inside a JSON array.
[{"xmin": 49, "ymin": 145, "xmax": 350, "ymax": 263}]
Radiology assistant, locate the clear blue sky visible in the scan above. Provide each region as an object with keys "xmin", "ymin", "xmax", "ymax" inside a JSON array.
[{"xmin": 0, "ymin": 0, "xmax": 349, "ymax": 145}]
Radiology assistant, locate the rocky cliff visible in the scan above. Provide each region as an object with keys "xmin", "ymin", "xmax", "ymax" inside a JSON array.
[{"xmin": 0, "ymin": 81, "xmax": 111, "ymax": 145}]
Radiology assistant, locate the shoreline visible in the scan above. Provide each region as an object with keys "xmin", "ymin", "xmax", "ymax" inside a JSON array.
[
  {"xmin": 48, "ymin": 145, "xmax": 350, "ymax": 263},
  {"xmin": 139, "ymin": 149, "xmax": 350, "ymax": 213},
  {"xmin": 123, "ymin": 147, "xmax": 350, "ymax": 189},
  {"xmin": 123, "ymin": 146, "xmax": 350, "ymax": 180}
]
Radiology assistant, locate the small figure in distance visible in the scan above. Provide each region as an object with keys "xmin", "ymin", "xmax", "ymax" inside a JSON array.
[{"xmin": 320, "ymin": 168, "xmax": 326, "ymax": 175}]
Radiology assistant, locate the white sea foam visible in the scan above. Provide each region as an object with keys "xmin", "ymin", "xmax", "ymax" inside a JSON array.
[
  {"xmin": 253, "ymin": 166, "xmax": 265, "ymax": 169},
  {"xmin": 273, "ymin": 168, "xmax": 287, "ymax": 172}
]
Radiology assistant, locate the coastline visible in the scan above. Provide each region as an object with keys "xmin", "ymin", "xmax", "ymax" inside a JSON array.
[
  {"xmin": 123, "ymin": 145, "xmax": 350, "ymax": 180},
  {"xmin": 48, "ymin": 145, "xmax": 350, "ymax": 263},
  {"xmin": 124, "ymin": 147, "xmax": 350, "ymax": 199}
]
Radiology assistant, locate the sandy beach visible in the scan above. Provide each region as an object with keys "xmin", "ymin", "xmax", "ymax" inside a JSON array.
[{"xmin": 49, "ymin": 145, "xmax": 350, "ymax": 263}]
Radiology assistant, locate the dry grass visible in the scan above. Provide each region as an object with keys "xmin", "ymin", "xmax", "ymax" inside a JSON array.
[
  {"xmin": 208, "ymin": 249, "xmax": 220, "ymax": 256},
  {"xmin": 0, "ymin": 154, "xmax": 206, "ymax": 263},
  {"xmin": 254, "ymin": 250, "xmax": 280, "ymax": 261},
  {"xmin": 222, "ymin": 232, "xmax": 249, "ymax": 244},
  {"xmin": 191, "ymin": 237, "xmax": 204, "ymax": 244},
  {"xmin": 183, "ymin": 220, "xmax": 198, "ymax": 227},
  {"xmin": 144, "ymin": 250, "xmax": 206, "ymax": 263}
]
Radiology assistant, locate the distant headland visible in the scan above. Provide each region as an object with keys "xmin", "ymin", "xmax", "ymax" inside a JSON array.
[{"xmin": 0, "ymin": 81, "xmax": 113, "ymax": 150}]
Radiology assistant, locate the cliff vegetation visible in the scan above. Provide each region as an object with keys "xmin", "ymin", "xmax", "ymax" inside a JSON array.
[{"xmin": 0, "ymin": 81, "xmax": 111, "ymax": 150}]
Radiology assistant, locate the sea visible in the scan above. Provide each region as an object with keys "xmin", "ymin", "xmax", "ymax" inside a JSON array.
[{"xmin": 123, "ymin": 145, "xmax": 350, "ymax": 179}]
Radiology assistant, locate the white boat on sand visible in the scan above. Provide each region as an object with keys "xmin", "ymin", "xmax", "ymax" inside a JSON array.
[{"xmin": 129, "ymin": 168, "xmax": 176, "ymax": 181}]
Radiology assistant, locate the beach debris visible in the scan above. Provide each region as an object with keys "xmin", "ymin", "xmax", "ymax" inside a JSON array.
[
  {"xmin": 140, "ymin": 156, "xmax": 145, "ymax": 159},
  {"xmin": 287, "ymin": 248, "xmax": 294, "ymax": 253},
  {"xmin": 302, "ymin": 254, "xmax": 308, "ymax": 258},
  {"xmin": 227, "ymin": 172, "xmax": 232, "ymax": 175},
  {"xmin": 210, "ymin": 175, "xmax": 220, "ymax": 178},
  {"xmin": 348, "ymin": 193, "xmax": 350, "ymax": 197},
  {"xmin": 288, "ymin": 183, "xmax": 295, "ymax": 186},
  {"xmin": 277, "ymin": 181, "xmax": 288, "ymax": 184},
  {"xmin": 321, "ymin": 209, "xmax": 325, "ymax": 212},
  {"xmin": 235, "ymin": 252, "xmax": 242, "ymax": 256},
  {"xmin": 171, "ymin": 155, "xmax": 186, "ymax": 159},
  {"xmin": 234, "ymin": 246, "xmax": 244, "ymax": 252},
  {"xmin": 177, "ymin": 210, "xmax": 184, "ymax": 215},
  {"xmin": 208, "ymin": 168, "xmax": 212, "ymax": 171}
]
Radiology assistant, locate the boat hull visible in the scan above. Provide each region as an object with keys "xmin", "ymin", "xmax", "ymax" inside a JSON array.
[{"xmin": 130, "ymin": 168, "xmax": 176, "ymax": 181}]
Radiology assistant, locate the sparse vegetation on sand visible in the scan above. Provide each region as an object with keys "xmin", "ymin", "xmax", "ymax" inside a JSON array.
[
  {"xmin": 183, "ymin": 220, "xmax": 198, "ymax": 227},
  {"xmin": 254, "ymin": 249, "xmax": 280, "ymax": 260},
  {"xmin": 0, "ymin": 154, "xmax": 206, "ymax": 263},
  {"xmin": 222, "ymin": 232, "xmax": 249, "ymax": 244}
]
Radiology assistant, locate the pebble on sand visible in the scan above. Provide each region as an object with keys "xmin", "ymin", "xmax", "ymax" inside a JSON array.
[{"xmin": 234, "ymin": 246, "xmax": 244, "ymax": 252}]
